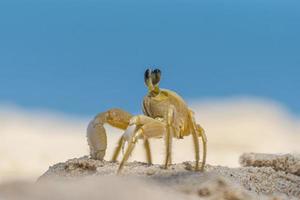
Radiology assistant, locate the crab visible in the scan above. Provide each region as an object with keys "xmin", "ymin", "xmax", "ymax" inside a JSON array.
[{"xmin": 87, "ymin": 68, "xmax": 207, "ymax": 173}]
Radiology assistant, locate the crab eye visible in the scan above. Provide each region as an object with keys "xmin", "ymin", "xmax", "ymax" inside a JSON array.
[
  {"xmin": 144, "ymin": 69, "xmax": 151, "ymax": 85},
  {"xmin": 151, "ymin": 69, "xmax": 161, "ymax": 85}
]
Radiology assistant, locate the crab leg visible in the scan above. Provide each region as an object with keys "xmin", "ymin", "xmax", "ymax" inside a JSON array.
[
  {"xmin": 118, "ymin": 115, "xmax": 166, "ymax": 173},
  {"xmin": 87, "ymin": 108, "xmax": 132, "ymax": 160},
  {"xmin": 197, "ymin": 124, "xmax": 207, "ymax": 171},
  {"xmin": 117, "ymin": 129, "xmax": 141, "ymax": 174},
  {"xmin": 189, "ymin": 111, "xmax": 207, "ymax": 171},
  {"xmin": 164, "ymin": 106, "xmax": 175, "ymax": 169},
  {"xmin": 190, "ymin": 120, "xmax": 200, "ymax": 171},
  {"xmin": 111, "ymin": 136, "xmax": 125, "ymax": 162},
  {"xmin": 144, "ymin": 139, "xmax": 152, "ymax": 165},
  {"xmin": 114, "ymin": 125, "xmax": 153, "ymax": 165}
]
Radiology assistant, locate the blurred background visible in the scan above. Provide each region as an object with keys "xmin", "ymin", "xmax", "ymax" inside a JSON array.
[{"xmin": 0, "ymin": 0, "xmax": 299, "ymax": 182}]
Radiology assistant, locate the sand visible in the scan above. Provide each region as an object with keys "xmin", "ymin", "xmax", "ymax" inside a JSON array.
[
  {"xmin": 240, "ymin": 153, "xmax": 300, "ymax": 176},
  {"xmin": 0, "ymin": 153, "xmax": 299, "ymax": 200}
]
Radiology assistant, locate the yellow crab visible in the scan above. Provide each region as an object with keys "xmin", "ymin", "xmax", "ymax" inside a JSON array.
[{"xmin": 87, "ymin": 69, "xmax": 207, "ymax": 173}]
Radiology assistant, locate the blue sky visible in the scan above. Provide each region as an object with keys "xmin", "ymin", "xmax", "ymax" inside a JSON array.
[{"xmin": 0, "ymin": 0, "xmax": 299, "ymax": 116}]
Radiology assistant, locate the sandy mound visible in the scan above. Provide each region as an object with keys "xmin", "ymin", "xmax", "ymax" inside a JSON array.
[
  {"xmin": 240, "ymin": 153, "xmax": 300, "ymax": 176},
  {"xmin": 0, "ymin": 153, "xmax": 299, "ymax": 200}
]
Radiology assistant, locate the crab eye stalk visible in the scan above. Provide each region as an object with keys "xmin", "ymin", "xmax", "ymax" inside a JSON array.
[
  {"xmin": 144, "ymin": 69, "xmax": 151, "ymax": 85},
  {"xmin": 151, "ymin": 69, "xmax": 161, "ymax": 86},
  {"xmin": 144, "ymin": 68, "xmax": 161, "ymax": 94},
  {"xmin": 144, "ymin": 68, "xmax": 154, "ymax": 92}
]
